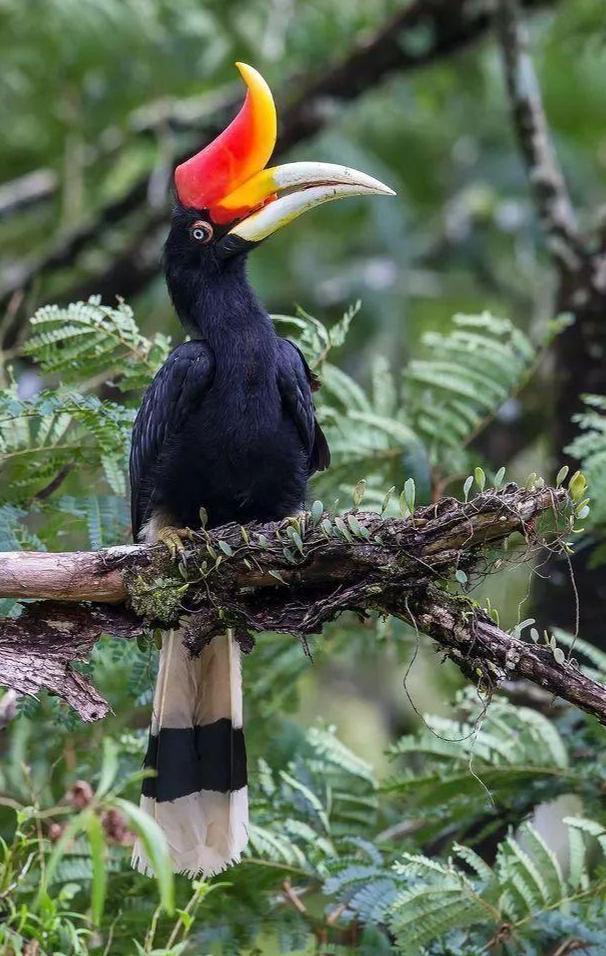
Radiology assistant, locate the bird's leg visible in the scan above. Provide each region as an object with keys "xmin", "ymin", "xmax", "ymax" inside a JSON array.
[{"xmin": 156, "ymin": 526, "xmax": 195, "ymax": 561}]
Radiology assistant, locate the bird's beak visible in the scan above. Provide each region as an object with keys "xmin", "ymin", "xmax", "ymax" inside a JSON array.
[
  {"xmin": 220, "ymin": 162, "xmax": 395, "ymax": 249},
  {"xmin": 174, "ymin": 62, "xmax": 395, "ymax": 252}
]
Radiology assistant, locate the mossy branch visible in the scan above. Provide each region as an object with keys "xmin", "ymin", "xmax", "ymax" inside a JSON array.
[{"xmin": 1, "ymin": 481, "xmax": 604, "ymax": 725}]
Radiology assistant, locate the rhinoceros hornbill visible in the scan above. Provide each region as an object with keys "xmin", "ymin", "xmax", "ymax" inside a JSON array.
[{"xmin": 129, "ymin": 62, "xmax": 394, "ymax": 878}]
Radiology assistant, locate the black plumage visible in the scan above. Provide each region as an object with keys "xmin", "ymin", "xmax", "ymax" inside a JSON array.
[
  {"xmin": 128, "ymin": 60, "xmax": 392, "ymax": 879},
  {"xmin": 130, "ymin": 202, "xmax": 330, "ymax": 879},
  {"xmin": 130, "ymin": 202, "xmax": 329, "ymax": 537}
]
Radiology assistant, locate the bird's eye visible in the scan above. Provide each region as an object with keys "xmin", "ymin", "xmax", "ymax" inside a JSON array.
[{"xmin": 190, "ymin": 220, "xmax": 213, "ymax": 244}]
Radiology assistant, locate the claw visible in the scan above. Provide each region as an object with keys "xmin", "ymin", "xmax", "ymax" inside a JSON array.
[{"xmin": 157, "ymin": 526, "xmax": 194, "ymax": 561}]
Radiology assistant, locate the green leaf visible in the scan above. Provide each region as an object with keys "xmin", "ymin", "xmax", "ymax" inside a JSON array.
[
  {"xmin": 347, "ymin": 514, "xmax": 370, "ymax": 539},
  {"xmin": 35, "ymin": 811, "xmax": 89, "ymax": 910},
  {"xmin": 96, "ymin": 737, "xmax": 119, "ymax": 799},
  {"xmin": 86, "ymin": 813, "xmax": 107, "ymax": 926},
  {"xmin": 279, "ymin": 770, "xmax": 330, "ymax": 833},
  {"xmin": 334, "ymin": 516, "xmax": 353, "ymax": 541},
  {"xmin": 352, "ymin": 479, "xmax": 367, "ymax": 507},
  {"xmin": 564, "ymin": 816, "xmax": 606, "ymax": 856},
  {"xmin": 381, "ymin": 486, "xmax": 396, "ymax": 514},
  {"xmin": 113, "ymin": 798, "xmax": 174, "ymax": 914},
  {"xmin": 568, "ymin": 470, "xmax": 588, "ymax": 501},
  {"xmin": 311, "ymin": 500, "xmax": 324, "ymax": 524},
  {"xmin": 403, "ymin": 477, "xmax": 416, "ymax": 513},
  {"xmin": 474, "ymin": 467, "xmax": 486, "ymax": 492},
  {"xmin": 287, "ymin": 527, "xmax": 304, "ymax": 554}
]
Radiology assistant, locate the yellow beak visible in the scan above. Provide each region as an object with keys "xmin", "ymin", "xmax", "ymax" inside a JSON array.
[{"xmin": 222, "ymin": 162, "xmax": 395, "ymax": 244}]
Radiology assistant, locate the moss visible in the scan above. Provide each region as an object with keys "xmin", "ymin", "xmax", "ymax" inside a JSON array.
[{"xmin": 125, "ymin": 571, "xmax": 189, "ymax": 626}]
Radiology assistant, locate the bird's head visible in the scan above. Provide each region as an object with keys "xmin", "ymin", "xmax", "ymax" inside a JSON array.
[{"xmin": 166, "ymin": 62, "xmax": 395, "ymax": 270}]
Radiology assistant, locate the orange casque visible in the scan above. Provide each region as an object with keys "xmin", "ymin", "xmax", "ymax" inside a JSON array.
[{"xmin": 174, "ymin": 63, "xmax": 278, "ymax": 225}]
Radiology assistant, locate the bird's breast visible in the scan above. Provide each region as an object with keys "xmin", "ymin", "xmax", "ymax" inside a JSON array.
[{"xmin": 163, "ymin": 370, "xmax": 307, "ymax": 527}]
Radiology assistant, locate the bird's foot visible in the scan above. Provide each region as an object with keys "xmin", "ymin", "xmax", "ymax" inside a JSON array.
[{"xmin": 157, "ymin": 526, "xmax": 195, "ymax": 561}]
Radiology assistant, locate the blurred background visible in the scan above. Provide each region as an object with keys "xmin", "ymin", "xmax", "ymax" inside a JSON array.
[
  {"xmin": 1, "ymin": 1, "xmax": 606, "ymax": 952},
  {"xmin": 2, "ymin": 0, "xmax": 604, "ymax": 724}
]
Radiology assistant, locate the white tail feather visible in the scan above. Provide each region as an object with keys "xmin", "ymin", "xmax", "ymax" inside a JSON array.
[{"xmin": 132, "ymin": 627, "xmax": 248, "ymax": 878}]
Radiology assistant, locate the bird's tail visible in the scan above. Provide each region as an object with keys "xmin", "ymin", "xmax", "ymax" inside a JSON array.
[{"xmin": 132, "ymin": 627, "xmax": 248, "ymax": 878}]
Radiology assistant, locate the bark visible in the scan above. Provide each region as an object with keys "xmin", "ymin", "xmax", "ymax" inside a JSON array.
[
  {"xmin": 2, "ymin": 482, "xmax": 604, "ymax": 727},
  {"xmin": 0, "ymin": 604, "xmax": 141, "ymax": 721}
]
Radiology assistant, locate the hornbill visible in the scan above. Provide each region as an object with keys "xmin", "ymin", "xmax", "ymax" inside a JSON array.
[{"xmin": 129, "ymin": 62, "xmax": 394, "ymax": 878}]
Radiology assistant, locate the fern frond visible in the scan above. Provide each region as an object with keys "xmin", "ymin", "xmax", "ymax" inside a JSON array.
[
  {"xmin": 305, "ymin": 726, "xmax": 376, "ymax": 786},
  {"xmin": 24, "ymin": 296, "xmax": 171, "ymax": 390},
  {"xmin": 0, "ymin": 386, "xmax": 132, "ymax": 503},
  {"xmin": 388, "ymin": 871, "xmax": 491, "ymax": 956},
  {"xmin": 386, "ymin": 813, "xmax": 606, "ymax": 954},
  {"xmin": 567, "ymin": 823, "xmax": 590, "ymax": 892},
  {"xmin": 280, "ymin": 306, "xmax": 537, "ymax": 497},
  {"xmin": 0, "ymin": 504, "xmax": 45, "ymax": 551},
  {"xmin": 520, "ymin": 823, "xmax": 567, "ymax": 903},
  {"xmin": 404, "ymin": 313, "xmax": 537, "ymax": 467},
  {"xmin": 272, "ymin": 301, "xmax": 361, "ymax": 369},
  {"xmin": 246, "ymin": 824, "xmax": 310, "ymax": 870},
  {"xmin": 567, "ymin": 393, "xmax": 606, "ymax": 526},
  {"xmin": 386, "ymin": 693, "xmax": 570, "ymax": 816},
  {"xmin": 498, "ymin": 834, "xmax": 551, "ymax": 915},
  {"xmin": 563, "ymin": 817, "xmax": 606, "ymax": 856},
  {"xmin": 554, "ymin": 628, "xmax": 606, "ymax": 680},
  {"xmin": 452, "ymin": 843, "xmax": 498, "ymax": 889}
]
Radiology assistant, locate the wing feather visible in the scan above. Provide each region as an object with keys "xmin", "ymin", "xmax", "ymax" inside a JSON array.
[
  {"xmin": 129, "ymin": 341, "xmax": 214, "ymax": 538},
  {"xmin": 278, "ymin": 340, "xmax": 330, "ymax": 475}
]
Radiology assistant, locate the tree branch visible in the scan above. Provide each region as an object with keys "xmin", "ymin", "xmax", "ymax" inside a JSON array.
[
  {"xmin": 495, "ymin": 0, "xmax": 582, "ymax": 273},
  {"xmin": 0, "ymin": 0, "xmax": 555, "ymax": 339},
  {"xmin": 0, "ymin": 169, "xmax": 58, "ymax": 219},
  {"xmin": 1, "ymin": 482, "xmax": 604, "ymax": 727}
]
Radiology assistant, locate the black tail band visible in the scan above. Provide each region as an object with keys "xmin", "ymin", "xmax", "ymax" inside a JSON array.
[{"xmin": 142, "ymin": 718, "xmax": 247, "ymax": 802}]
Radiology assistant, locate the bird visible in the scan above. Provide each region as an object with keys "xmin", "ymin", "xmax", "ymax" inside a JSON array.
[{"xmin": 129, "ymin": 62, "xmax": 394, "ymax": 879}]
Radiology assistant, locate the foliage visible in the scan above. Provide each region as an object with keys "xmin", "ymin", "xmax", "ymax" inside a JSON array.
[
  {"xmin": 0, "ymin": 738, "xmax": 176, "ymax": 954},
  {"xmin": 388, "ymin": 815, "xmax": 606, "ymax": 955},
  {"xmin": 384, "ymin": 689, "xmax": 572, "ymax": 839},
  {"xmin": 2, "ymin": 0, "xmax": 606, "ymax": 945},
  {"xmin": 1, "ymin": 295, "xmax": 541, "ymax": 526},
  {"xmin": 276, "ymin": 307, "xmax": 546, "ymax": 505},
  {"xmin": 0, "ymin": 384, "xmax": 132, "ymax": 502},
  {"xmin": 24, "ymin": 297, "xmax": 171, "ymax": 391},
  {"xmin": 3, "ymin": 696, "xmax": 604, "ymax": 955},
  {"xmin": 1, "ymin": 289, "xmax": 605, "ymax": 952},
  {"xmin": 567, "ymin": 394, "xmax": 606, "ymax": 530}
]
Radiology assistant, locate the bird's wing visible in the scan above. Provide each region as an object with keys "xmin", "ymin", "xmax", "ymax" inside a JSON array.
[
  {"xmin": 277, "ymin": 340, "xmax": 330, "ymax": 475},
  {"xmin": 129, "ymin": 340, "xmax": 215, "ymax": 538}
]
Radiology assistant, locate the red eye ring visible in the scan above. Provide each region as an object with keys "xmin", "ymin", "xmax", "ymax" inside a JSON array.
[{"xmin": 190, "ymin": 220, "xmax": 214, "ymax": 244}]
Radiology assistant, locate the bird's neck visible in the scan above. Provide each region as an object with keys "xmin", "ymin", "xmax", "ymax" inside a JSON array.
[{"xmin": 167, "ymin": 257, "xmax": 274, "ymax": 356}]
